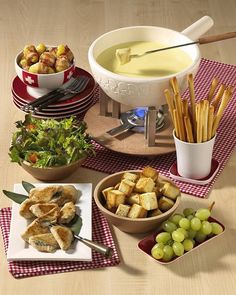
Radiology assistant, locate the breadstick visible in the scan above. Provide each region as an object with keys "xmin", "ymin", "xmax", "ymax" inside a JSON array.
[
  {"xmin": 164, "ymin": 89, "xmax": 175, "ymax": 122},
  {"xmin": 211, "ymin": 84, "xmax": 225, "ymax": 109},
  {"xmin": 212, "ymin": 88, "xmax": 232, "ymax": 136},
  {"xmin": 207, "ymin": 78, "xmax": 219, "ymax": 102},
  {"xmin": 207, "ymin": 105, "xmax": 214, "ymax": 141},
  {"xmin": 182, "ymin": 99, "xmax": 189, "ymax": 117},
  {"xmin": 173, "ymin": 109, "xmax": 180, "ymax": 138},
  {"xmin": 175, "ymin": 93, "xmax": 186, "ymax": 141},
  {"xmin": 196, "ymin": 102, "xmax": 203, "ymax": 143},
  {"xmin": 184, "ymin": 116, "xmax": 194, "ymax": 143},
  {"xmin": 170, "ymin": 77, "xmax": 179, "ymax": 94},
  {"xmin": 188, "ymin": 74, "xmax": 197, "ymax": 140},
  {"xmin": 203, "ymin": 100, "xmax": 209, "ymax": 142}
]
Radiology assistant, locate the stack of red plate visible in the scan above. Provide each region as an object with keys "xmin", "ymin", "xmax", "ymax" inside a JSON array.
[{"xmin": 12, "ymin": 67, "xmax": 96, "ymax": 119}]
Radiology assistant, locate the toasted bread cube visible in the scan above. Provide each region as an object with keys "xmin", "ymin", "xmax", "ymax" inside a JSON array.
[
  {"xmin": 141, "ymin": 166, "xmax": 158, "ymax": 181},
  {"xmin": 160, "ymin": 182, "xmax": 180, "ymax": 200},
  {"xmin": 102, "ymin": 187, "xmax": 114, "ymax": 200},
  {"xmin": 158, "ymin": 196, "xmax": 175, "ymax": 212},
  {"xmin": 139, "ymin": 192, "xmax": 158, "ymax": 210},
  {"xmin": 128, "ymin": 204, "xmax": 147, "ymax": 218},
  {"xmin": 148, "ymin": 208, "xmax": 163, "ymax": 217},
  {"xmin": 115, "ymin": 204, "xmax": 131, "ymax": 217},
  {"xmin": 135, "ymin": 177, "xmax": 155, "ymax": 193},
  {"xmin": 114, "ymin": 183, "xmax": 120, "ymax": 190},
  {"xmin": 127, "ymin": 193, "xmax": 140, "ymax": 205},
  {"xmin": 118, "ymin": 179, "xmax": 135, "ymax": 196},
  {"xmin": 152, "ymin": 186, "xmax": 162, "ymax": 198},
  {"xmin": 106, "ymin": 190, "xmax": 126, "ymax": 211},
  {"xmin": 122, "ymin": 172, "xmax": 139, "ymax": 183}
]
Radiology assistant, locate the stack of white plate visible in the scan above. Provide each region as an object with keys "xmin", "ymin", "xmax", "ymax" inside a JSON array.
[{"xmin": 12, "ymin": 67, "xmax": 95, "ymax": 119}]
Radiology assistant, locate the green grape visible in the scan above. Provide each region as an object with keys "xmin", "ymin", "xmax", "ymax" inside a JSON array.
[
  {"xmin": 151, "ymin": 244, "xmax": 164, "ymax": 260},
  {"xmin": 172, "ymin": 230, "xmax": 185, "ymax": 242},
  {"xmin": 166, "ymin": 239, "xmax": 174, "ymax": 246},
  {"xmin": 162, "ymin": 245, "xmax": 174, "ymax": 261},
  {"xmin": 182, "ymin": 239, "xmax": 194, "ymax": 251},
  {"xmin": 200, "ymin": 221, "xmax": 212, "ymax": 235},
  {"xmin": 187, "ymin": 215, "xmax": 194, "ymax": 221},
  {"xmin": 195, "ymin": 208, "xmax": 211, "ymax": 221},
  {"xmin": 176, "ymin": 227, "xmax": 188, "ymax": 238},
  {"xmin": 195, "ymin": 232, "xmax": 207, "ymax": 243},
  {"xmin": 162, "ymin": 221, "xmax": 177, "ymax": 233},
  {"xmin": 183, "ymin": 208, "xmax": 195, "ymax": 217},
  {"xmin": 172, "ymin": 241, "xmax": 184, "ymax": 256},
  {"xmin": 190, "ymin": 217, "xmax": 201, "ymax": 231},
  {"xmin": 211, "ymin": 222, "xmax": 224, "ymax": 235},
  {"xmin": 156, "ymin": 232, "xmax": 171, "ymax": 244},
  {"xmin": 169, "ymin": 214, "xmax": 183, "ymax": 225},
  {"xmin": 188, "ymin": 229, "xmax": 197, "ymax": 239},
  {"xmin": 179, "ymin": 218, "xmax": 190, "ymax": 230}
]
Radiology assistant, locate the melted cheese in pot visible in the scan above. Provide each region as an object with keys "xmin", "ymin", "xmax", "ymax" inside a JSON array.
[{"xmin": 96, "ymin": 41, "xmax": 193, "ymax": 78}]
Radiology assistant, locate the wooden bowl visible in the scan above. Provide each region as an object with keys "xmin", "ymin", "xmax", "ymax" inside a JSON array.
[
  {"xmin": 21, "ymin": 157, "xmax": 86, "ymax": 181},
  {"xmin": 93, "ymin": 170, "xmax": 181, "ymax": 234}
]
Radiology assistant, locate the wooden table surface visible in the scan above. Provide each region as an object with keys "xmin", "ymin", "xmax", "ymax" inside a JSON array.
[{"xmin": 0, "ymin": 1, "xmax": 235, "ymax": 294}]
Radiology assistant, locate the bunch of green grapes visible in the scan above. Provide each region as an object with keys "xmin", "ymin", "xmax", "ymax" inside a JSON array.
[{"xmin": 151, "ymin": 207, "xmax": 223, "ymax": 262}]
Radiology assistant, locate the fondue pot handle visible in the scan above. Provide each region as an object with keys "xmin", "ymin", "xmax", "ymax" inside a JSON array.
[{"xmin": 181, "ymin": 16, "xmax": 214, "ymax": 41}]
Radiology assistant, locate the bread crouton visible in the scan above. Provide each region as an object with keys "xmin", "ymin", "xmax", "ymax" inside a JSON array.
[
  {"xmin": 118, "ymin": 179, "xmax": 135, "ymax": 196},
  {"xmin": 102, "ymin": 187, "xmax": 114, "ymax": 200},
  {"xmin": 158, "ymin": 196, "xmax": 175, "ymax": 212},
  {"xmin": 115, "ymin": 204, "xmax": 130, "ymax": 217},
  {"xmin": 127, "ymin": 204, "xmax": 147, "ymax": 218},
  {"xmin": 106, "ymin": 190, "xmax": 126, "ymax": 211},
  {"xmin": 122, "ymin": 172, "xmax": 139, "ymax": 183},
  {"xmin": 139, "ymin": 192, "xmax": 158, "ymax": 210},
  {"xmin": 135, "ymin": 177, "xmax": 155, "ymax": 193},
  {"xmin": 148, "ymin": 208, "xmax": 163, "ymax": 217},
  {"xmin": 160, "ymin": 182, "xmax": 180, "ymax": 200},
  {"xmin": 126, "ymin": 193, "xmax": 140, "ymax": 205},
  {"xmin": 140, "ymin": 166, "xmax": 158, "ymax": 181}
]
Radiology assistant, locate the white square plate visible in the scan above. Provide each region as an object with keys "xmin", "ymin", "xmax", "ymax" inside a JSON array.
[{"xmin": 7, "ymin": 183, "xmax": 92, "ymax": 261}]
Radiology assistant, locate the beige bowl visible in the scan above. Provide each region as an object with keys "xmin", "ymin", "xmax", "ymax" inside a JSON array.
[
  {"xmin": 93, "ymin": 170, "xmax": 181, "ymax": 233},
  {"xmin": 21, "ymin": 157, "xmax": 86, "ymax": 181}
]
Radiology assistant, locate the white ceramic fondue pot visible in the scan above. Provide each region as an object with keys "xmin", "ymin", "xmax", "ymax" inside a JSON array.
[{"xmin": 88, "ymin": 16, "xmax": 214, "ymax": 108}]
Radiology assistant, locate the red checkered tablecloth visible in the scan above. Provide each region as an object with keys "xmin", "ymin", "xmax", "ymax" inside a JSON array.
[
  {"xmin": 82, "ymin": 58, "xmax": 236, "ymax": 198},
  {"xmin": 0, "ymin": 202, "xmax": 120, "ymax": 279}
]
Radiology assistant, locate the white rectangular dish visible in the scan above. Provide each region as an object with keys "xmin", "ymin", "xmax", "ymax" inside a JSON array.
[{"xmin": 7, "ymin": 183, "xmax": 92, "ymax": 261}]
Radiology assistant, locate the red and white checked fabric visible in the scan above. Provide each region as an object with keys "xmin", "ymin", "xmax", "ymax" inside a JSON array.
[
  {"xmin": 82, "ymin": 58, "xmax": 236, "ymax": 198},
  {"xmin": 0, "ymin": 203, "xmax": 120, "ymax": 279}
]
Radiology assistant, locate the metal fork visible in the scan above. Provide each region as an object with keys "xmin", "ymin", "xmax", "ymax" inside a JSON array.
[
  {"xmin": 33, "ymin": 76, "xmax": 90, "ymax": 111},
  {"xmin": 22, "ymin": 76, "xmax": 89, "ymax": 112}
]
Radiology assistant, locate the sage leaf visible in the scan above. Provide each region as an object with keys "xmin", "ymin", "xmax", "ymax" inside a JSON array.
[
  {"xmin": 67, "ymin": 214, "xmax": 83, "ymax": 235},
  {"xmin": 22, "ymin": 181, "xmax": 35, "ymax": 193},
  {"xmin": 2, "ymin": 190, "xmax": 28, "ymax": 204}
]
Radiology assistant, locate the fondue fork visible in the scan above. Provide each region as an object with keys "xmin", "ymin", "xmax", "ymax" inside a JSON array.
[{"xmin": 117, "ymin": 31, "xmax": 236, "ymax": 65}]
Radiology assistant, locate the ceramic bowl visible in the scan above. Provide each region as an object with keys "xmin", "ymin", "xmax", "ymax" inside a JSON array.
[
  {"xmin": 88, "ymin": 17, "xmax": 213, "ymax": 108},
  {"xmin": 21, "ymin": 157, "xmax": 86, "ymax": 181},
  {"xmin": 15, "ymin": 48, "xmax": 75, "ymax": 98},
  {"xmin": 93, "ymin": 170, "xmax": 181, "ymax": 233}
]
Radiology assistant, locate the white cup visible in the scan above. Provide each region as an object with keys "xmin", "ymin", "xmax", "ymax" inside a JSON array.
[{"xmin": 173, "ymin": 131, "xmax": 216, "ymax": 179}]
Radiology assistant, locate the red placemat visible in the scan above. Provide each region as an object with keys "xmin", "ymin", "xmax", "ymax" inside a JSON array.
[
  {"xmin": 82, "ymin": 58, "xmax": 236, "ymax": 198},
  {"xmin": 0, "ymin": 202, "xmax": 120, "ymax": 279}
]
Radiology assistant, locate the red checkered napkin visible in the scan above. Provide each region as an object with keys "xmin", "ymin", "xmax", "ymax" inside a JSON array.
[
  {"xmin": 82, "ymin": 58, "xmax": 236, "ymax": 198},
  {"xmin": 0, "ymin": 202, "xmax": 120, "ymax": 279}
]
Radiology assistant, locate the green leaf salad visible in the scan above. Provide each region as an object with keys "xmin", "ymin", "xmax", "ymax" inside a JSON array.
[{"xmin": 9, "ymin": 115, "xmax": 95, "ymax": 168}]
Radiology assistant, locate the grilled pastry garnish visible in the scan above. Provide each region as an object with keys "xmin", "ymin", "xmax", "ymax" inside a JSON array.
[
  {"xmin": 19, "ymin": 199, "xmax": 36, "ymax": 219},
  {"xmin": 37, "ymin": 207, "xmax": 60, "ymax": 224},
  {"xmin": 21, "ymin": 218, "xmax": 50, "ymax": 242},
  {"xmin": 29, "ymin": 233, "xmax": 59, "ymax": 253},
  {"xmin": 50, "ymin": 185, "xmax": 78, "ymax": 206},
  {"xmin": 30, "ymin": 203, "xmax": 59, "ymax": 218},
  {"xmin": 58, "ymin": 202, "xmax": 76, "ymax": 224},
  {"xmin": 50, "ymin": 225, "xmax": 74, "ymax": 251},
  {"xmin": 29, "ymin": 185, "xmax": 63, "ymax": 203}
]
